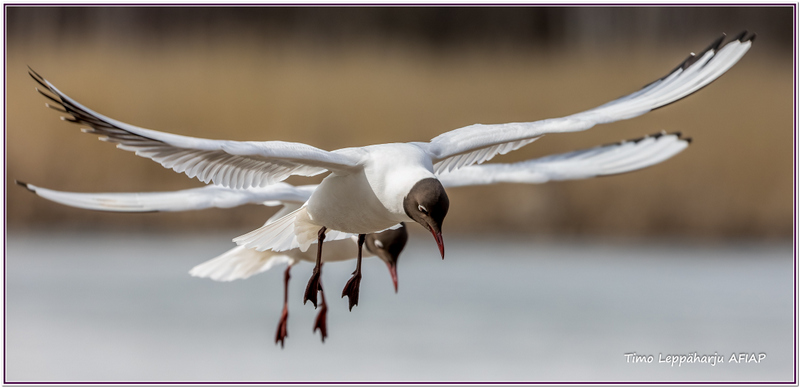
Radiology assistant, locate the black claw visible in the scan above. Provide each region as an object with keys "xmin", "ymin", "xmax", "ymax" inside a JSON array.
[
  {"xmin": 313, "ymin": 288, "xmax": 328, "ymax": 343},
  {"xmin": 313, "ymin": 309, "xmax": 328, "ymax": 343},
  {"xmin": 304, "ymin": 270, "xmax": 320, "ymax": 308},
  {"xmin": 342, "ymin": 234, "xmax": 366, "ymax": 311},
  {"xmin": 341, "ymin": 273, "xmax": 362, "ymax": 311},
  {"xmin": 275, "ymin": 307, "xmax": 289, "ymax": 349}
]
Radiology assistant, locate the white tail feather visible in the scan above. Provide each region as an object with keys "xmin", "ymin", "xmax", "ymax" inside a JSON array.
[
  {"xmin": 232, "ymin": 205, "xmax": 353, "ymax": 252},
  {"xmin": 189, "ymin": 245, "xmax": 292, "ymax": 282}
]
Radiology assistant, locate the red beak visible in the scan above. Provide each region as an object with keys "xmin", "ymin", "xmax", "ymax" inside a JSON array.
[
  {"xmin": 429, "ymin": 227, "xmax": 445, "ymax": 259},
  {"xmin": 385, "ymin": 261, "xmax": 398, "ymax": 293}
]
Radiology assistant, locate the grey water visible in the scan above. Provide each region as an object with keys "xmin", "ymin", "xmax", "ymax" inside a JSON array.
[{"xmin": 5, "ymin": 231, "xmax": 794, "ymax": 383}]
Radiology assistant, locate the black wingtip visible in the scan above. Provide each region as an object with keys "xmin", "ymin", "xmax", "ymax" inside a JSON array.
[
  {"xmin": 733, "ymin": 30, "xmax": 748, "ymax": 42},
  {"xmin": 28, "ymin": 66, "xmax": 45, "ymax": 84},
  {"xmin": 681, "ymin": 34, "xmax": 725, "ymax": 71},
  {"xmin": 681, "ymin": 53, "xmax": 698, "ymax": 70},
  {"xmin": 45, "ymin": 103, "xmax": 68, "ymax": 113},
  {"xmin": 745, "ymin": 32, "xmax": 757, "ymax": 43},
  {"xmin": 602, "ymin": 131, "xmax": 687, "ymax": 148},
  {"xmin": 709, "ymin": 33, "xmax": 726, "ymax": 52},
  {"xmin": 665, "ymin": 131, "xmax": 691, "ymax": 143},
  {"xmin": 30, "ymin": 72, "xmax": 49, "ymax": 90},
  {"xmin": 36, "ymin": 87, "xmax": 61, "ymax": 105},
  {"xmin": 697, "ymin": 32, "xmax": 727, "ymax": 58},
  {"xmin": 15, "ymin": 180, "xmax": 35, "ymax": 193}
]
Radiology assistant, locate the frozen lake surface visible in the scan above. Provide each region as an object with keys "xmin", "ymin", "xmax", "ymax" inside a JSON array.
[{"xmin": 5, "ymin": 231, "xmax": 795, "ymax": 383}]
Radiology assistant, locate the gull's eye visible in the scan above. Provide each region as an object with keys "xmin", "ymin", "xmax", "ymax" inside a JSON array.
[
  {"xmin": 418, "ymin": 204, "xmax": 428, "ymax": 214},
  {"xmin": 374, "ymin": 240, "xmax": 384, "ymax": 249}
]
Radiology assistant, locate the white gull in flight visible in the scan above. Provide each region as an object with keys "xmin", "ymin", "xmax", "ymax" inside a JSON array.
[
  {"xmin": 29, "ymin": 32, "xmax": 753, "ymax": 313},
  {"xmin": 20, "ymin": 130, "xmax": 690, "ymax": 345}
]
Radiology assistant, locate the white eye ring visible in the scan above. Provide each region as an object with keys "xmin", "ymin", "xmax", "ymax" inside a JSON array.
[
  {"xmin": 374, "ymin": 240, "xmax": 384, "ymax": 249},
  {"xmin": 418, "ymin": 204, "xmax": 428, "ymax": 213}
]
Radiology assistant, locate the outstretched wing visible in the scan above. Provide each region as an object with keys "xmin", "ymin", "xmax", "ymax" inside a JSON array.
[
  {"xmin": 437, "ymin": 131, "xmax": 690, "ymax": 187},
  {"xmin": 15, "ymin": 181, "xmax": 318, "ymax": 212},
  {"xmin": 425, "ymin": 32, "xmax": 753, "ymax": 174},
  {"xmin": 30, "ymin": 70, "xmax": 363, "ymax": 189}
]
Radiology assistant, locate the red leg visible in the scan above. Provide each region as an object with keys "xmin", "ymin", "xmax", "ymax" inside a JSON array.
[
  {"xmin": 304, "ymin": 226, "xmax": 327, "ymax": 308},
  {"xmin": 275, "ymin": 264, "xmax": 291, "ymax": 348},
  {"xmin": 341, "ymin": 234, "xmax": 366, "ymax": 311},
  {"xmin": 313, "ymin": 274, "xmax": 328, "ymax": 343}
]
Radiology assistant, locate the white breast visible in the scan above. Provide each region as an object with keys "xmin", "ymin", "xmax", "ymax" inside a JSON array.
[{"xmin": 306, "ymin": 143, "xmax": 434, "ymax": 234}]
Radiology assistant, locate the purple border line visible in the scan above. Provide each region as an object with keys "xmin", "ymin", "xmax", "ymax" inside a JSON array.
[
  {"xmin": 1, "ymin": 382, "xmax": 797, "ymax": 385},
  {"xmin": 3, "ymin": 3, "xmax": 798, "ymax": 386},
  {"xmin": 792, "ymin": 2, "xmax": 798, "ymax": 384},
  {"xmin": 4, "ymin": 3, "xmax": 8, "ymax": 386},
  {"xmin": 2, "ymin": 2, "xmax": 800, "ymax": 6}
]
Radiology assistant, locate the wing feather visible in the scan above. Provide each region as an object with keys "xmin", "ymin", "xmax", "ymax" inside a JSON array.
[
  {"xmin": 438, "ymin": 131, "xmax": 690, "ymax": 187},
  {"xmin": 16, "ymin": 181, "xmax": 318, "ymax": 212},
  {"xmin": 433, "ymin": 137, "xmax": 540, "ymax": 174},
  {"xmin": 30, "ymin": 69, "xmax": 362, "ymax": 189},
  {"xmin": 427, "ymin": 32, "xmax": 753, "ymax": 173}
]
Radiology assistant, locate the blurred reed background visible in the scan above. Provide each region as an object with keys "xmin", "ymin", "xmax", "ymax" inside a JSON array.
[
  {"xmin": 5, "ymin": 7, "xmax": 796, "ymax": 383},
  {"xmin": 6, "ymin": 6, "xmax": 794, "ymax": 239}
]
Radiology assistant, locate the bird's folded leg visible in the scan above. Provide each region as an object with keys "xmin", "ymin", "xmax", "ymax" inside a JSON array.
[
  {"xmin": 341, "ymin": 234, "xmax": 366, "ymax": 311},
  {"xmin": 304, "ymin": 226, "xmax": 327, "ymax": 308}
]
